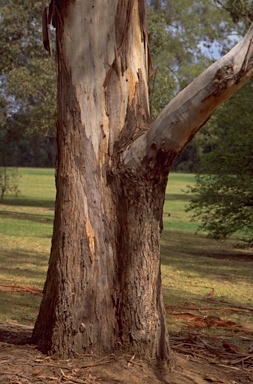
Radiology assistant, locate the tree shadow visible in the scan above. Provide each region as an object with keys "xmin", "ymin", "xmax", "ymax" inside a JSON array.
[
  {"xmin": 0, "ymin": 326, "xmax": 32, "ymax": 345},
  {"xmin": 161, "ymin": 230, "xmax": 253, "ymax": 286},
  {"xmin": 0, "ymin": 248, "xmax": 48, "ymax": 280},
  {"xmin": 0, "ymin": 210, "xmax": 54, "ymax": 225},
  {"xmin": 165, "ymin": 193, "xmax": 192, "ymax": 202},
  {"xmin": 0, "ymin": 198, "xmax": 55, "ymax": 209}
]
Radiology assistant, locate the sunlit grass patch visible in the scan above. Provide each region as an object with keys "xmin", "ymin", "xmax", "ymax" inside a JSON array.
[{"xmin": 163, "ymin": 173, "xmax": 199, "ymax": 232}]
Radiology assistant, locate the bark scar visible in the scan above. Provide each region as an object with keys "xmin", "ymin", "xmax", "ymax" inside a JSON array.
[{"xmin": 208, "ymin": 64, "xmax": 235, "ymax": 98}]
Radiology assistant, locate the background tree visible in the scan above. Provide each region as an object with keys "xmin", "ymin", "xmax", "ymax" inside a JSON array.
[
  {"xmin": 187, "ymin": 81, "xmax": 253, "ymax": 244},
  {"xmin": 31, "ymin": 0, "xmax": 253, "ymax": 365},
  {"xmin": 215, "ymin": 0, "xmax": 253, "ymax": 27},
  {"xmin": 0, "ymin": 0, "xmax": 57, "ymax": 167},
  {"xmin": 0, "ymin": 93, "xmax": 20, "ymax": 200},
  {"xmin": 148, "ymin": 0, "xmax": 243, "ymax": 171},
  {"xmin": 148, "ymin": 0, "xmax": 237, "ymax": 111},
  {"xmin": 187, "ymin": 1, "xmax": 253, "ymax": 243}
]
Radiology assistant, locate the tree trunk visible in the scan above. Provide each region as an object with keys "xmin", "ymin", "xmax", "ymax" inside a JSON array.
[
  {"xmin": 32, "ymin": 0, "xmax": 171, "ymax": 361},
  {"xmin": 32, "ymin": 0, "xmax": 253, "ymax": 362}
]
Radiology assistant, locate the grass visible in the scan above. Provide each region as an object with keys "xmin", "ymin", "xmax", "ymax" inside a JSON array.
[
  {"xmin": 161, "ymin": 174, "xmax": 253, "ymax": 350},
  {"xmin": 0, "ymin": 168, "xmax": 252, "ymax": 351},
  {"xmin": 163, "ymin": 173, "xmax": 198, "ymax": 232},
  {"xmin": 161, "ymin": 231, "xmax": 253, "ymax": 344},
  {"xmin": 0, "ymin": 168, "xmax": 55, "ymax": 323}
]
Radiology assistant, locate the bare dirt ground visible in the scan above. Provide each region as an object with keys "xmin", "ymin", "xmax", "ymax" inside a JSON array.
[{"xmin": 0, "ymin": 323, "xmax": 252, "ymax": 384}]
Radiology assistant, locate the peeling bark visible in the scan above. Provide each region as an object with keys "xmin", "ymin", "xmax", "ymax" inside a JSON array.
[{"xmin": 33, "ymin": 1, "xmax": 253, "ymax": 363}]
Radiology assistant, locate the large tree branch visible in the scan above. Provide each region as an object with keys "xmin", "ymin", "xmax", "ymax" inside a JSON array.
[{"xmin": 123, "ymin": 23, "xmax": 253, "ymax": 170}]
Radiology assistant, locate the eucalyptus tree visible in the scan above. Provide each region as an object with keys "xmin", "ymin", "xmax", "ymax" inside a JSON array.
[{"xmin": 31, "ymin": 1, "xmax": 253, "ymax": 365}]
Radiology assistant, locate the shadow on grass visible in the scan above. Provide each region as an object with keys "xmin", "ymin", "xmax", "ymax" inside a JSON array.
[
  {"xmin": 161, "ymin": 230, "xmax": 253, "ymax": 346},
  {"xmin": 0, "ymin": 326, "xmax": 32, "ymax": 345},
  {"xmin": 161, "ymin": 230, "xmax": 253, "ymax": 286},
  {"xmin": 165, "ymin": 193, "xmax": 192, "ymax": 202},
  {"xmin": 0, "ymin": 210, "xmax": 54, "ymax": 225},
  {"xmin": 0, "ymin": 247, "xmax": 47, "ymax": 329},
  {"xmin": 0, "ymin": 198, "xmax": 55, "ymax": 209},
  {"xmin": 0, "ymin": 248, "xmax": 48, "ymax": 283},
  {"xmin": 0, "ymin": 290, "xmax": 40, "ymax": 330}
]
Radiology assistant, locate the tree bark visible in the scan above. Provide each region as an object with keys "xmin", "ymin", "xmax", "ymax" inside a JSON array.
[
  {"xmin": 32, "ymin": 0, "xmax": 170, "ymax": 361},
  {"xmin": 32, "ymin": 0, "xmax": 253, "ymax": 362}
]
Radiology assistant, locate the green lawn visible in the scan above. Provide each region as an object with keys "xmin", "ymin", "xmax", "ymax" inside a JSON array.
[
  {"xmin": 0, "ymin": 168, "xmax": 252, "ymax": 351},
  {"xmin": 0, "ymin": 168, "xmax": 55, "ymax": 323},
  {"xmin": 163, "ymin": 173, "xmax": 198, "ymax": 232}
]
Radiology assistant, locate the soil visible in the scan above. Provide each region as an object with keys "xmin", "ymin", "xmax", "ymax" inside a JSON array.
[{"xmin": 0, "ymin": 323, "xmax": 252, "ymax": 384}]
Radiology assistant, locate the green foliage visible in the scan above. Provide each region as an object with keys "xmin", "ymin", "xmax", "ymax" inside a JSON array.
[
  {"xmin": 148, "ymin": 0, "xmax": 243, "ymax": 172},
  {"xmin": 148, "ymin": 0, "xmax": 236, "ymax": 119},
  {"xmin": 0, "ymin": 0, "xmax": 57, "ymax": 167},
  {"xmin": 187, "ymin": 82, "xmax": 253, "ymax": 244},
  {"xmin": 215, "ymin": 0, "xmax": 253, "ymax": 26}
]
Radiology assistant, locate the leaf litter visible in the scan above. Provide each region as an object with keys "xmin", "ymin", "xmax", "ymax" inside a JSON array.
[{"xmin": 0, "ymin": 322, "xmax": 252, "ymax": 384}]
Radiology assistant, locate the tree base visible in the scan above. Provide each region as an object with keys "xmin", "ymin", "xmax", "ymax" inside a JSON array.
[{"xmin": 1, "ymin": 324, "xmax": 250, "ymax": 384}]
